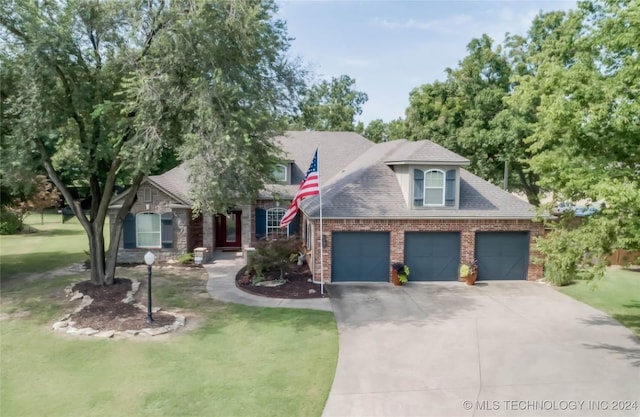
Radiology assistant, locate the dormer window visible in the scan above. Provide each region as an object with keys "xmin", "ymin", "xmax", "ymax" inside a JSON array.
[
  {"xmin": 272, "ymin": 164, "xmax": 287, "ymax": 183},
  {"xmin": 413, "ymin": 168, "xmax": 457, "ymax": 208}
]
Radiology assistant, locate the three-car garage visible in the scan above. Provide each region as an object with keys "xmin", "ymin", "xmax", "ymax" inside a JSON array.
[{"xmin": 330, "ymin": 230, "xmax": 531, "ymax": 282}]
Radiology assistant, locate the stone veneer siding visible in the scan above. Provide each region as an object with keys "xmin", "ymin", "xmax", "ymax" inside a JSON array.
[
  {"xmin": 110, "ymin": 184, "xmax": 189, "ymax": 263},
  {"xmin": 308, "ymin": 218, "xmax": 544, "ymax": 283}
]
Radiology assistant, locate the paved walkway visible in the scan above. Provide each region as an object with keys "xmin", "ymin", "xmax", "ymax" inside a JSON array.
[{"xmin": 203, "ymin": 250, "xmax": 332, "ymax": 312}]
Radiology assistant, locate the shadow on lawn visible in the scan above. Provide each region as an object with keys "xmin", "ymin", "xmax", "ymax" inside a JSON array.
[
  {"xmin": 17, "ymin": 228, "xmax": 85, "ymax": 237},
  {"xmin": 0, "ymin": 251, "xmax": 86, "ymax": 289}
]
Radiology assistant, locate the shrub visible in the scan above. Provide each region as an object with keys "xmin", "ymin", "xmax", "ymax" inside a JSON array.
[
  {"xmin": 0, "ymin": 208, "xmax": 23, "ymax": 235},
  {"xmin": 250, "ymin": 238, "xmax": 300, "ymax": 280},
  {"xmin": 177, "ymin": 252, "xmax": 195, "ymax": 264}
]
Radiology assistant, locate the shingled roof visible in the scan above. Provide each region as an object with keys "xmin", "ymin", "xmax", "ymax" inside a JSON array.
[
  {"xmin": 384, "ymin": 139, "xmax": 470, "ymax": 165},
  {"xmin": 146, "ymin": 165, "xmax": 191, "ymax": 205},
  {"xmin": 300, "ymin": 139, "xmax": 535, "ymax": 219},
  {"xmin": 111, "ymin": 131, "xmax": 535, "ymax": 220},
  {"xmin": 261, "ymin": 131, "xmax": 374, "ymax": 199}
]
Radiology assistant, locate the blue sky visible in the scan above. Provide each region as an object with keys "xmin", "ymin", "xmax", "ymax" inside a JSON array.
[{"xmin": 278, "ymin": 0, "xmax": 576, "ymax": 124}]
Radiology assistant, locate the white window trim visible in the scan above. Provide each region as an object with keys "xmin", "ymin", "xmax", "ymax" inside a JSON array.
[
  {"xmin": 266, "ymin": 207, "xmax": 289, "ymax": 238},
  {"xmin": 424, "ymin": 169, "xmax": 445, "ymax": 207},
  {"xmin": 273, "ymin": 164, "xmax": 288, "ymax": 183},
  {"xmin": 136, "ymin": 212, "xmax": 161, "ymax": 248}
]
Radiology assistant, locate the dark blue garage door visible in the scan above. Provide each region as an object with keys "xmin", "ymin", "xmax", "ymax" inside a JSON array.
[
  {"xmin": 475, "ymin": 232, "xmax": 529, "ymax": 280},
  {"xmin": 332, "ymin": 232, "xmax": 390, "ymax": 282},
  {"xmin": 404, "ymin": 232, "xmax": 461, "ymax": 281}
]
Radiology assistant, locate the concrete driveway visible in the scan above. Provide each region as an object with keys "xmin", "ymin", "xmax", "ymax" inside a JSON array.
[{"xmin": 323, "ymin": 282, "xmax": 640, "ymax": 417}]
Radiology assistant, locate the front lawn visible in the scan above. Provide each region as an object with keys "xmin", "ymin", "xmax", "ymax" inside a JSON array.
[
  {"xmin": 1, "ymin": 268, "xmax": 338, "ymax": 417},
  {"xmin": 558, "ymin": 267, "xmax": 640, "ymax": 337},
  {"xmin": 0, "ymin": 215, "xmax": 338, "ymax": 417},
  {"xmin": 0, "ymin": 212, "xmax": 95, "ymax": 282}
]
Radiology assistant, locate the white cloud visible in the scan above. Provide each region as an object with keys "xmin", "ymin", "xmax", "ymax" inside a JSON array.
[{"xmin": 373, "ymin": 15, "xmax": 474, "ymax": 35}]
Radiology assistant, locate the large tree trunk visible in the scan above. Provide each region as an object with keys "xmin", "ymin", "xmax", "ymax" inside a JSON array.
[{"xmin": 88, "ymin": 220, "xmax": 107, "ymax": 285}]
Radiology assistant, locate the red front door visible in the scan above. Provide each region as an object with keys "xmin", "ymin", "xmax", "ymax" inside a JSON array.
[{"xmin": 215, "ymin": 211, "xmax": 242, "ymax": 248}]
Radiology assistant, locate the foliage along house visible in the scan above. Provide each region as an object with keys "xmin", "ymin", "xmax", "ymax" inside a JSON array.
[{"xmin": 108, "ymin": 131, "xmax": 543, "ymax": 282}]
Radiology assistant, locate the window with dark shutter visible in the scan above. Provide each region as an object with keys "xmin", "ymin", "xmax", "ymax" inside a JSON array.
[
  {"xmin": 123, "ymin": 213, "xmax": 136, "ymax": 249},
  {"xmin": 413, "ymin": 169, "xmax": 424, "ymax": 206},
  {"xmin": 161, "ymin": 212, "xmax": 173, "ymax": 248},
  {"xmin": 445, "ymin": 169, "xmax": 456, "ymax": 207},
  {"xmin": 289, "ymin": 213, "xmax": 300, "ymax": 236}
]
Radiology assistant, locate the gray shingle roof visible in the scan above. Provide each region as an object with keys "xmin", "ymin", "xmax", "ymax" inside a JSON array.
[
  {"xmin": 122, "ymin": 131, "xmax": 535, "ymax": 219},
  {"xmin": 300, "ymin": 140, "xmax": 535, "ymax": 219},
  {"xmin": 384, "ymin": 139, "xmax": 470, "ymax": 165},
  {"xmin": 276, "ymin": 131, "xmax": 374, "ymax": 185},
  {"xmin": 147, "ymin": 165, "xmax": 191, "ymax": 205}
]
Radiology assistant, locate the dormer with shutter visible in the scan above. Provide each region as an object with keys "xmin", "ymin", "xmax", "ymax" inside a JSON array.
[{"xmin": 384, "ymin": 140, "xmax": 470, "ymax": 210}]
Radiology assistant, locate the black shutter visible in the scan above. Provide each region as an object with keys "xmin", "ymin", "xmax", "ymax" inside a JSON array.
[
  {"xmin": 161, "ymin": 212, "xmax": 173, "ymax": 248},
  {"xmin": 289, "ymin": 212, "xmax": 300, "ymax": 236},
  {"xmin": 445, "ymin": 169, "xmax": 456, "ymax": 207},
  {"xmin": 413, "ymin": 169, "xmax": 424, "ymax": 206},
  {"xmin": 255, "ymin": 208, "xmax": 266, "ymax": 240},
  {"xmin": 123, "ymin": 213, "xmax": 136, "ymax": 249}
]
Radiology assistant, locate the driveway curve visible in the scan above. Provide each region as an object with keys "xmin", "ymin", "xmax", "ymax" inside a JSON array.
[{"xmin": 323, "ymin": 282, "xmax": 640, "ymax": 417}]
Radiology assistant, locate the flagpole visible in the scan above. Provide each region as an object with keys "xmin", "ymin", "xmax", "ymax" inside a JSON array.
[{"xmin": 318, "ymin": 147, "xmax": 324, "ymax": 295}]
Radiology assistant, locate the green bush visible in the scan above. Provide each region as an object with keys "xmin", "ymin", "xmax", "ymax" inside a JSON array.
[
  {"xmin": 0, "ymin": 208, "xmax": 23, "ymax": 235},
  {"xmin": 250, "ymin": 238, "xmax": 299, "ymax": 280},
  {"xmin": 177, "ymin": 252, "xmax": 195, "ymax": 264}
]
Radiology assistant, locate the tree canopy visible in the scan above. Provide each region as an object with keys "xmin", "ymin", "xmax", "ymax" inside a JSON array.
[
  {"xmin": 512, "ymin": 0, "xmax": 640, "ymax": 283},
  {"xmin": 291, "ymin": 74, "xmax": 368, "ymax": 131},
  {"xmin": 0, "ymin": 0, "xmax": 304, "ymax": 284}
]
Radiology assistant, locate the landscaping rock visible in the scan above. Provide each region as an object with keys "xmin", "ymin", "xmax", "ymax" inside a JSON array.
[
  {"xmin": 52, "ymin": 321, "xmax": 68, "ymax": 330},
  {"xmin": 308, "ymin": 289, "xmax": 317, "ymax": 294},
  {"xmin": 174, "ymin": 315, "xmax": 186, "ymax": 326},
  {"xmin": 255, "ymin": 279, "xmax": 286, "ymax": 287},
  {"xmin": 142, "ymin": 327, "xmax": 170, "ymax": 336},
  {"xmin": 95, "ymin": 330, "xmax": 115, "ymax": 339},
  {"xmin": 69, "ymin": 291, "xmax": 83, "ymax": 302}
]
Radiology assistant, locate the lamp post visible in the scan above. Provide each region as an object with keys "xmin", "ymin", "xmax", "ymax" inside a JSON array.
[{"xmin": 144, "ymin": 251, "xmax": 155, "ymax": 323}]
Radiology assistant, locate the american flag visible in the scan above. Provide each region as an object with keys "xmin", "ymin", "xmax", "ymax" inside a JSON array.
[{"xmin": 280, "ymin": 149, "xmax": 319, "ymax": 228}]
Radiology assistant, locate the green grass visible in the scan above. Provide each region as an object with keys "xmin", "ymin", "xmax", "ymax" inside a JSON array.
[
  {"xmin": 0, "ymin": 213, "xmax": 92, "ymax": 280},
  {"xmin": 0, "ymin": 230, "xmax": 338, "ymax": 417},
  {"xmin": 558, "ymin": 267, "xmax": 640, "ymax": 336}
]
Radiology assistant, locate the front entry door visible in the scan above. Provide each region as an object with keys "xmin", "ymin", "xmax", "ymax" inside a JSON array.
[{"xmin": 215, "ymin": 211, "xmax": 242, "ymax": 248}]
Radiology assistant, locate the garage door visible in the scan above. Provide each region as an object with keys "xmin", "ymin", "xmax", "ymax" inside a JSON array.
[
  {"xmin": 475, "ymin": 232, "xmax": 529, "ymax": 280},
  {"xmin": 332, "ymin": 232, "xmax": 390, "ymax": 282},
  {"xmin": 404, "ymin": 232, "xmax": 460, "ymax": 281}
]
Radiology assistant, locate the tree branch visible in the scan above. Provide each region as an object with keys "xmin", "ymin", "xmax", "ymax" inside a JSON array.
[{"xmin": 33, "ymin": 135, "xmax": 91, "ymax": 232}]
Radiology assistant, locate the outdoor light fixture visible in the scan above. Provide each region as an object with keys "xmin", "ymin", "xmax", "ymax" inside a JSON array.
[{"xmin": 144, "ymin": 251, "xmax": 155, "ymax": 323}]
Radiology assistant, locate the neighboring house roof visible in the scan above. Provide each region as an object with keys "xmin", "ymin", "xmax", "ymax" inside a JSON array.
[{"xmin": 300, "ymin": 139, "xmax": 536, "ymax": 219}]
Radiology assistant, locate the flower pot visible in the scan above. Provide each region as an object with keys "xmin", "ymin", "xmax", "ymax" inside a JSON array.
[
  {"xmin": 391, "ymin": 269, "xmax": 402, "ymax": 286},
  {"xmin": 465, "ymin": 272, "xmax": 477, "ymax": 286}
]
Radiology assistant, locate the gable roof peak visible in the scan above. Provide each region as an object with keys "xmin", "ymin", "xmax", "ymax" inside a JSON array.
[{"xmin": 383, "ymin": 139, "xmax": 470, "ymax": 166}]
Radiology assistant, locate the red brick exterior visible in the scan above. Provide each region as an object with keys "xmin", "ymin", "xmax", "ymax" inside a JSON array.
[{"xmin": 308, "ymin": 217, "xmax": 544, "ymax": 283}]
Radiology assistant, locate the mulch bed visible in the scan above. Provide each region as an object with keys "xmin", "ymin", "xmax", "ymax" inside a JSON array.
[
  {"xmin": 71, "ymin": 278, "xmax": 176, "ymax": 331},
  {"xmin": 236, "ymin": 263, "xmax": 328, "ymax": 299}
]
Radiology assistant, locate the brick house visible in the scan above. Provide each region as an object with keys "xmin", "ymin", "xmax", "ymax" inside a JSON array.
[{"xmin": 109, "ymin": 131, "xmax": 543, "ymax": 282}]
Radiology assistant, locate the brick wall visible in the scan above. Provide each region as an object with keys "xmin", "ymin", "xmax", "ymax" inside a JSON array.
[{"xmin": 309, "ymin": 218, "xmax": 544, "ymax": 283}]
